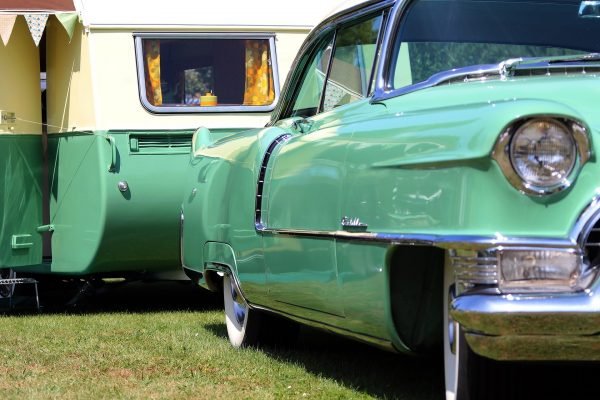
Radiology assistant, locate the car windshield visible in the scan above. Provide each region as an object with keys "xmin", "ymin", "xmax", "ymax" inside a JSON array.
[{"xmin": 391, "ymin": 0, "xmax": 600, "ymax": 89}]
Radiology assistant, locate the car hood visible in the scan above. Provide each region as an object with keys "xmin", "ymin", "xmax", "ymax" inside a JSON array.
[{"xmin": 371, "ymin": 74, "xmax": 600, "ymax": 166}]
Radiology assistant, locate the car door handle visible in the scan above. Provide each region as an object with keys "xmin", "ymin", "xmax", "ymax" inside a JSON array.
[{"xmin": 104, "ymin": 135, "xmax": 117, "ymax": 172}]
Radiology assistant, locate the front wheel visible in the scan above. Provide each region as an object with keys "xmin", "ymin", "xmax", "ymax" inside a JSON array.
[
  {"xmin": 444, "ymin": 258, "xmax": 511, "ymax": 400},
  {"xmin": 443, "ymin": 259, "xmax": 465, "ymax": 400}
]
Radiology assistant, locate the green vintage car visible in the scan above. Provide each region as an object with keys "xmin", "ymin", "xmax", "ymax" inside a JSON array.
[{"xmin": 181, "ymin": 0, "xmax": 600, "ymax": 398}]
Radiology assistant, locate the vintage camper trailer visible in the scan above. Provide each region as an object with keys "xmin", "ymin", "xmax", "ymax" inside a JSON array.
[{"xmin": 0, "ymin": 0, "xmax": 341, "ymax": 297}]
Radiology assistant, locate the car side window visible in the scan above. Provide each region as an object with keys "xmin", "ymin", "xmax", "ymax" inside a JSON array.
[
  {"xmin": 322, "ymin": 13, "xmax": 382, "ymax": 112},
  {"xmin": 290, "ymin": 34, "xmax": 335, "ymax": 118}
]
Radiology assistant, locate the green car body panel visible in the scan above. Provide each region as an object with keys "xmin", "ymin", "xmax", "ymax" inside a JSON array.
[
  {"xmin": 182, "ymin": 76, "xmax": 600, "ymax": 350},
  {"xmin": 181, "ymin": 0, "xmax": 600, "ymax": 355}
]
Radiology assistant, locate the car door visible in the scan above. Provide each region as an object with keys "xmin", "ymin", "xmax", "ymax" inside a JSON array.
[{"xmin": 261, "ymin": 12, "xmax": 385, "ymax": 320}]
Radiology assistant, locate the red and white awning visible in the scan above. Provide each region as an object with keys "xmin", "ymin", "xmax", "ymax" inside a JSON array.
[{"xmin": 0, "ymin": 0, "xmax": 78, "ymax": 46}]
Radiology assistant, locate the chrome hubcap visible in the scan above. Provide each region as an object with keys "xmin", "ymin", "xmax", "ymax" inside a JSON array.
[{"xmin": 230, "ymin": 279, "xmax": 247, "ymax": 327}]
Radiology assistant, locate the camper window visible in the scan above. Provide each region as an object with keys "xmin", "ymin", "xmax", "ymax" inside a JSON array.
[{"xmin": 135, "ymin": 34, "xmax": 279, "ymax": 113}]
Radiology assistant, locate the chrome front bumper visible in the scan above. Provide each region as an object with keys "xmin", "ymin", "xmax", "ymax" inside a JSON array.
[{"xmin": 451, "ymin": 277, "xmax": 600, "ymax": 361}]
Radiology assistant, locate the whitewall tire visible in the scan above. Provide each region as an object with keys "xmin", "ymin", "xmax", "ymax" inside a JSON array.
[
  {"xmin": 222, "ymin": 272, "xmax": 299, "ymax": 348},
  {"xmin": 444, "ymin": 257, "xmax": 460, "ymax": 400},
  {"xmin": 223, "ymin": 273, "xmax": 258, "ymax": 347}
]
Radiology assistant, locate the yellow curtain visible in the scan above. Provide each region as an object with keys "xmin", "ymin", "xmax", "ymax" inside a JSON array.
[
  {"xmin": 144, "ymin": 40, "xmax": 162, "ymax": 106},
  {"xmin": 243, "ymin": 40, "xmax": 275, "ymax": 106}
]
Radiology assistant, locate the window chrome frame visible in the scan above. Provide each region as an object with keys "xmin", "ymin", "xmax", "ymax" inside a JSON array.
[
  {"xmin": 134, "ymin": 32, "xmax": 280, "ymax": 114},
  {"xmin": 269, "ymin": 0, "xmax": 395, "ymax": 124},
  {"xmin": 371, "ymin": 0, "xmax": 410, "ymax": 102}
]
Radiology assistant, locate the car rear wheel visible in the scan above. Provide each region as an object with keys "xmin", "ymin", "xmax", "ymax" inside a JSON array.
[
  {"xmin": 223, "ymin": 273, "xmax": 299, "ymax": 348},
  {"xmin": 223, "ymin": 273, "xmax": 261, "ymax": 347}
]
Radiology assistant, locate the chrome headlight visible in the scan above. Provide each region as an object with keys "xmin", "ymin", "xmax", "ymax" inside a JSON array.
[
  {"xmin": 498, "ymin": 248, "xmax": 582, "ymax": 293},
  {"xmin": 510, "ymin": 119, "xmax": 575, "ymax": 187},
  {"xmin": 494, "ymin": 117, "xmax": 591, "ymax": 195}
]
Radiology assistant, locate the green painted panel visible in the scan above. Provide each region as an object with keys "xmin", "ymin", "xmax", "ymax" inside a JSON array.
[
  {"xmin": 264, "ymin": 234, "xmax": 343, "ymax": 318},
  {"xmin": 46, "ymin": 129, "xmax": 251, "ymax": 275},
  {"xmin": 182, "ymin": 127, "xmax": 294, "ymax": 302},
  {"xmin": 338, "ymin": 77, "xmax": 600, "ymax": 238},
  {"xmin": 0, "ymin": 135, "xmax": 42, "ymax": 268},
  {"xmin": 47, "ymin": 133, "xmax": 108, "ymax": 273},
  {"xmin": 335, "ymin": 241, "xmax": 390, "ymax": 340}
]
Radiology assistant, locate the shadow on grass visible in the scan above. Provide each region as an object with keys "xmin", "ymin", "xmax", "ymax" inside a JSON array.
[
  {"xmin": 2, "ymin": 280, "xmax": 223, "ymax": 315},
  {"xmin": 5, "ymin": 281, "xmax": 599, "ymax": 399},
  {"xmin": 205, "ymin": 321, "xmax": 444, "ymax": 399},
  {"xmin": 205, "ymin": 320, "xmax": 600, "ymax": 400}
]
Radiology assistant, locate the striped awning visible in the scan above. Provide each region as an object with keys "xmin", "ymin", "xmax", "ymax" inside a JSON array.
[{"xmin": 0, "ymin": 0, "xmax": 78, "ymax": 46}]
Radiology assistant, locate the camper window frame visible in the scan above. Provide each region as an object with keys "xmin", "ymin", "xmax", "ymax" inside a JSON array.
[{"xmin": 134, "ymin": 32, "xmax": 280, "ymax": 114}]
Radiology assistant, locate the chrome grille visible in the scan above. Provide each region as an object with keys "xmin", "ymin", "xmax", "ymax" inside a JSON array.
[
  {"xmin": 584, "ymin": 227, "xmax": 600, "ymax": 258},
  {"xmin": 449, "ymin": 249, "xmax": 498, "ymax": 294}
]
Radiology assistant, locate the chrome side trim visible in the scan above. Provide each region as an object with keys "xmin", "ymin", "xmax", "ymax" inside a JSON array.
[
  {"xmin": 254, "ymin": 184, "xmax": 600, "ymax": 253},
  {"xmin": 179, "ymin": 208, "xmax": 188, "ymax": 270},
  {"xmin": 255, "ymin": 134, "xmax": 292, "ymax": 229},
  {"xmin": 255, "ymin": 226, "xmax": 576, "ymax": 249}
]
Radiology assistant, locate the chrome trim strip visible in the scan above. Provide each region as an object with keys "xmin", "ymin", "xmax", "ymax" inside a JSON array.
[
  {"xmin": 179, "ymin": 208, "xmax": 188, "ymax": 270},
  {"xmin": 376, "ymin": 64, "xmax": 501, "ymax": 101},
  {"xmin": 134, "ymin": 34, "xmax": 280, "ymax": 114},
  {"xmin": 269, "ymin": 0, "xmax": 394, "ymax": 124},
  {"xmin": 254, "ymin": 170, "xmax": 600, "ymax": 253},
  {"xmin": 373, "ymin": 0, "xmax": 406, "ymax": 96},
  {"xmin": 451, "ymin": 276, "xmax": 600, "ymax": 338},
  {"xmin": 256, "ymin": 225, "xmax": 577, "ymax": 249},
  {"xmin": 255, "ymin": 134, "xmax": 292, "ymax": 228}
]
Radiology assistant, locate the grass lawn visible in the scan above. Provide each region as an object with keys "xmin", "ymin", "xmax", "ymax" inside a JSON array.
[{"xmin": 0, "ymin": 281, "xmax": 444, "ymax": 399}]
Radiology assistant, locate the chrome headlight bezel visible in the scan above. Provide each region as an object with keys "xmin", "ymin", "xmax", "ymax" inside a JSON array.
[{"xmin": 493, "ymin": 116, "xmax": 591, "ymax": 196}]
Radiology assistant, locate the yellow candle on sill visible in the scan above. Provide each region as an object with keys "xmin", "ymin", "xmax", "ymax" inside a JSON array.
[{"xmin": 200, "ymin": 92, "xmax": 217, "ymax": 106}]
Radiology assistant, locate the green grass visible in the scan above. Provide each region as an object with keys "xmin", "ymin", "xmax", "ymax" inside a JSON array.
[{"xmin": 0, "ymin": 282, "xmax": 444, "ymax": 399}]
